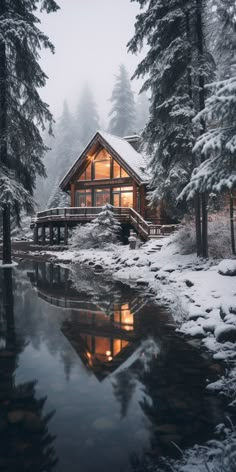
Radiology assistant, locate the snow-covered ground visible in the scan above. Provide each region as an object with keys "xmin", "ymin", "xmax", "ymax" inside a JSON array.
[
  {"xmin": 43, "ymin": 236, "xmax": 236, "ymax": 399},
  {"xmin": 17, "ymin": 235, "xmax": 236, "ymax": 471}
]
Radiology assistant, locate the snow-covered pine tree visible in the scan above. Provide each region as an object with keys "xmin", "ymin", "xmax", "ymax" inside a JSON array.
[
  {"xmin": 208, "ymin": 0, "xmax": 236, "ymax": 79},
  {"xmin": 128, "ymin": 0, "xmax": 195, "ymax": 220},
  {"xmin": 136, "ymin": 91, "xmax": 150, "ymax": 134},
  {"xmin": 0, "ymin": 0, "xmax": 59, "ymax": 264},
  {"xmin": 70, "ymin": 205, "xmax": 121, "ymax": 250},
  {"xmin": 47, "ymin": 101, "xmax": 79, "ymax": 208},
  {"xmin": 179, "ymin": 77, "xmax": 236, "ymax": 254},
  {"xmin": 180, "ymin": 0, "xmax": 236, "ymax": 255},
  {"xmin": 108, "ymin": 64, "xmax": 136, "ymax": 137},
  {"xmin": 75, "ymin": 84, "xmax": 100, "ymax": 147}
]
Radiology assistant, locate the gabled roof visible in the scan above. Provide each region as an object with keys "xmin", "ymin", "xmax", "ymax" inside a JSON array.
[{"xmin": 60, "ymin": 130, "xmax": 149, "ymax": 190}]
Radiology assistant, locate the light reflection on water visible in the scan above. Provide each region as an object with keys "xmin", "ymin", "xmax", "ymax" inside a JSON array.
[{"xmin": 0, "ymin": 261, "xmax": 227, "ymax": 472}]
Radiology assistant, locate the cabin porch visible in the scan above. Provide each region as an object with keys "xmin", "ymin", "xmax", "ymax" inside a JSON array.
[{"xmin": 31, "ymin": 206, "xmax": 178, "ymax": 244}]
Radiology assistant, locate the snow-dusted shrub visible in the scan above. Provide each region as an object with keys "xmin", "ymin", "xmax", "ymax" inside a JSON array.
[
  {"xmin": 208, "ymin": 216, "xmax": 232, "ymax": 258},
  {"xmin": 70, "ymin": 204, "xmax": 121, "ymax": 250},
  {"xmin": 171, "ymin": 222, "xmax": 196, "ymax": 255},
  {"xmin": 172, "ymin": 215, "xmax": 232, "ymax": 257},
  {"xmin": 156, "ymin": 424, "xmax": 236, "ymax": 472}
]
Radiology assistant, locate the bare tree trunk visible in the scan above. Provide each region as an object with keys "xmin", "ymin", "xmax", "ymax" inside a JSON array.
[
  {"xmin": 230, "ymin": 191, "xmax": 235, "ymax": 255},
  {"xmin": 195, "ymin": 194, "xmax": 202, "ymax": 256},
  {"xmin": 2, "ymin": 206, "xmax": 11, "ymax": 265},
  {"xmin": 201, "ymin": 192, "xmax": 208, "ymax": 258},
  {"xmin": 196, "ymin": 0, "xmax": 208, "ymax": 257},
  {"xmin": 0, "ymin": 0, "xmax": 11, "ymax": 264}
]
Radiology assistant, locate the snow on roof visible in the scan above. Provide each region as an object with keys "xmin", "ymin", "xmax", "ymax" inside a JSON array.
[
  {"xmin": 98, "ymin": 131, "xmax": 149, "ymax": 182},
  {"xmin": 60, "ymin": 130, "xmax": 150, "ymax": 189}
]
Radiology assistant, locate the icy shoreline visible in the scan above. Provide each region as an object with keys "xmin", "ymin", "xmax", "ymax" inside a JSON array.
[
  {"xmin": 43, "ymin": 237, "xmax": 236, "ymax": 395},
  {"xmin": 12, "ymin": 237, "xmax": 236, "ymax": 471}
]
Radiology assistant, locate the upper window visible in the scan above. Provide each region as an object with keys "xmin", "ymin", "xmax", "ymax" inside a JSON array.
[
  {"xmin": 94, "ymin": 149, "xmax": 111, "ymax": 179},
  {"xmin": 113, "ymin": 160, "xmax": 129, "ymax": 178},
  {"xmin": 77, "ymin": 149, "xmax": 130, "ymax": 181},
  {"xmin": 78, "ymin": 162, "xmax": 92, "ymax": 181}
]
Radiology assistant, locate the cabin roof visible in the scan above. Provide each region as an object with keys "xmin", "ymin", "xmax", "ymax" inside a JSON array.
[{"xmin": 60, "ymin": 130, "xmax": 149, "ymax": 190}]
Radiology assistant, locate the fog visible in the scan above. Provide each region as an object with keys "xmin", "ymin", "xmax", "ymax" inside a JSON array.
[{"xmin": 39, "ymin": 0, "xmax": 144, "ymax": 124}]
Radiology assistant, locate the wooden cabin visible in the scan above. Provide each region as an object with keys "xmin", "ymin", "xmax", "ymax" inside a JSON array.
[
  {"xmin": 32, "ymin": 131, "xmax": 176, "ymax": 244},
  {"xmin": 60, "ymin": 131, "xmax": 156, "ymax": 220}
]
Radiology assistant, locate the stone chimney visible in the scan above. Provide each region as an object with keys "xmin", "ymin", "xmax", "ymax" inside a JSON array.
[{"xmin": 123, "ymin": 135, "xmax": 141, "ymax": 151}]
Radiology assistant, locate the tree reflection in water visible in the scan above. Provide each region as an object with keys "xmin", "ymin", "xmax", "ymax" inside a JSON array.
[
  {"xmin": 25, "ymin": 261, "xmax": 228, "ymax": 471},
  {"xmin": 0, "ymin": 268, "xmax": 57, "ymax": 472}
]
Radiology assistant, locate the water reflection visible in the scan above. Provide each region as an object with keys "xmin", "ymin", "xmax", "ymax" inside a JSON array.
[
  {"xmin": 27, "ymin": 262, "xmax": 146, "ymax": 381},
  {"xmin": 0, "ymin": 268, "xmax": 57, "ymax": 472},
  {"xmin": 9, "ymin": 260, "xmax": 230, "ymax": 471}
]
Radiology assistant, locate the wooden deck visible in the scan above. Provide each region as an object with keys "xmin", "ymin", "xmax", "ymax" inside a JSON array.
[{"xmin": 31, "ymin": 206, "xmax": 177, "ymax": 243}]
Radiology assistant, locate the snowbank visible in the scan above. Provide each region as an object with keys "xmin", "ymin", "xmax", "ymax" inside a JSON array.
[
  {"xmin": 43, "ymin": 236, "xmax": 236, "ymax": 397},
  {"xmin": 0, "ymin": 261, "xmax": 18, "ymax": 268}
]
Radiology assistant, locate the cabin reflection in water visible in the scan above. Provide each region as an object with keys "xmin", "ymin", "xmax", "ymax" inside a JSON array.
[{"xmin": 27, "ymin": 262, "xmax": 145, "ymax": 380}]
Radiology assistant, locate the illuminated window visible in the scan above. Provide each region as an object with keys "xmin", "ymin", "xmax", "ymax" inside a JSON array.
[
  {"xmin": 113, "ymin": 160, "xmax": 129, "ymax": 178},
  {"xmin": 78, "ymin": 163, "xmax": 92, "ymax": 181},
  {"xmin": 121, "ymin": 167, "xmax": 129, "ymax": 178},
  {"xmin": 94, "ymin": 149, "xmax": 111, "ymax": 179},
  {"xmin": 75, "ymin": 189, "xmax": 92, "ymax": 207},
  {"xmin": 113, "ymin": 160, "xmax": 121, "ymax": 178},
  {"xmin": 114, "ymin": 304, "xmax": 134, "ymax": 331},
  {"xmin": 113, "ymin": 339, "xmax": 128, "ymax": 356},
  {"xmin": 95, "ymin": 337, "xmax": 111, "ymax": 361},
  {"xmin": 94, "ymin": 188, "xmax": 110, "ymax": 206},
  {"xmin": 112, "ymin": 187, "xmax": 133, "ymax": 208}
]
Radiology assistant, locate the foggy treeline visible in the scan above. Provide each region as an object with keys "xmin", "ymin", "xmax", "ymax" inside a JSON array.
[{"xmin": 35, "ymin": 64, "xmax": 149, "ymax": 210}]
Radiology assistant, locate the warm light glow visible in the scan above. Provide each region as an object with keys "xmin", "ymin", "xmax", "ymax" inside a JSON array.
[
  {"xmin": 106, "ymin": 350, "xmax": 111, "ymax": 356},
  {"xmin": 108, "ymin": 356, "xmax": 113, "ymax": 361},
  {"xmin": 124, "ymin": 325, "xmax": 134, "ymax": 331}
]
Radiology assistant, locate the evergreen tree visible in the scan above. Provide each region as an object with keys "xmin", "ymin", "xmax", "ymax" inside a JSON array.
[
  {"xmin": 112, "ymin": 370, "xmax": 136, "ymax": 419},
  {"xmin": 108, "ymin": 64, "xmax": 136, "ymax": 137},
  {"xmin": 75, "ymin": 84, "xmax": 100, "ymax": 147},
  {"xmin": 128, "ymin": 1, "xmax": 195, "ymax": 220},
  {"xmin": 208, "ymin": 0, "xmax": 236, "ymax": 79},
  {"xmin": 179, "ymin": 78, "xmax": 236, "ymax": 255},
  {"xmin": 47, "ymin": 100, "xmax": 79, "ymax": 208},
  {"xmin": 70, "ymin": 204, "xmax": 121, "ymax": 249},
  {"xmin": 129, "ymin": 0, "xmax": 214, "ymax": 256},
  {"xmin": 180, "ymin": 0, "xmax": 236, "ymax": 255},
  {"xmin": 136, "ymin": 91, "xmax": 149, "ymax": 134},
  {"xmin": 0, "ymin": 0, "xmax": 59, "ymax": 264}
]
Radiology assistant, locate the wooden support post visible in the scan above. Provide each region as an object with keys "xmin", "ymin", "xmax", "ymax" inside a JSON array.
[
  {"xmin": 49, "ymin": 223, "xmax": 54, "ymax": 245},
  {"xmin": 133, "ymin": 181, "xmax": 137, "ymax": 211},
  {"xmin": 42, "ymin": 225, "xmax": 45, "ymax": 245},
  {"xmin": 57, "ymin": 226, "xmax": 61, "ymax": 245},
  {"xmin": 71, "ymin": 183, "xmax": 75, "ymax": 207},
  {"xmin": 140, "ymin": 186, "xmax": 146, "ymax": 218},
  {"xmin": 64, "ymin": 224, "xmax": 68, "ymax": 245},
  {"xmin": 34, "ymin": 225, "xmax": 39, "ymax": 244}
]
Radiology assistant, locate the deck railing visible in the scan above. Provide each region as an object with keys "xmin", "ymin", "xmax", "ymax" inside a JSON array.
[{"xmin": 32, "ymin": 206, "xmax": 177, "ymax": 239}]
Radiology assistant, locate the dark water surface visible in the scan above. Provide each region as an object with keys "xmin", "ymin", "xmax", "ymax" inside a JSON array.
[{"xmin": 0, "ymin": 261, "xmax": 228, "ymax": 472}]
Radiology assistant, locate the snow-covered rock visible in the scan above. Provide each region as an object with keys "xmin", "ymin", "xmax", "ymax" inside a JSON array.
[
  {"xmin": 215, "ymin": 324, "xmax": 236, "ymax": 343},
  {"xmin": 218, "ymin": 259, "xmax": 236, "ymax": 276}
]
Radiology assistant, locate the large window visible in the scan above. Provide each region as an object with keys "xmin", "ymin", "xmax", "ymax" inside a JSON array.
[
  {"xmin": 114, "ymin": 303, "xmax": 134, "ymax": 331},
  {"xmin": 78, "ymin": 150, "xmax": 130, "ymax": 181},
  {"xmin": 94, "ymin": 149, "xmax": 111, "ymax": 179},
  {"xmin": 75, "ymin": 189, "xmax": 92, "ymax": 207},
  {"xmin": 78, "ymin": 162, "xmax": 92, "ymax": 181},
  {"xmin": 113, "ymin": 160, "xmax": 129, "ymax": 178},
  {"xmin": 112, "ymin": 187, "xmax": 133, "ymax": 208},
  {"xmin": 94, "ymin": 188, "xmax": 110, "ymax": 206}
]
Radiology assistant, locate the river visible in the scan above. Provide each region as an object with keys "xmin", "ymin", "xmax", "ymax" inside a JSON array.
[{"xmin": 0, "ymin": 260, "xmax": 228, "ymax": 472}]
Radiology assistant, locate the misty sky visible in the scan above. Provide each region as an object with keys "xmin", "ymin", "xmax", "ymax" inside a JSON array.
[{"xmin": 39, "ymin": 0, "xmax": 144, "ymax": 125}]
